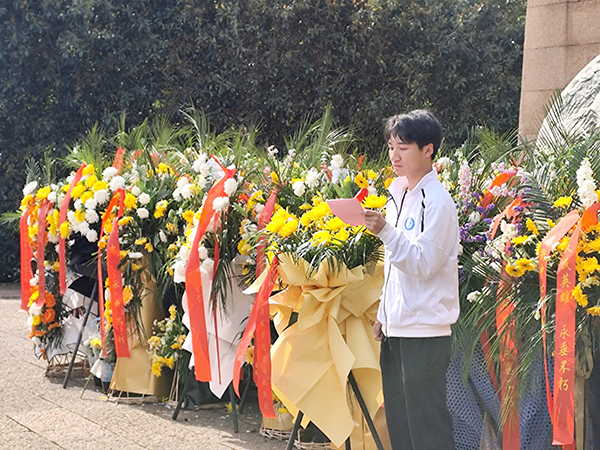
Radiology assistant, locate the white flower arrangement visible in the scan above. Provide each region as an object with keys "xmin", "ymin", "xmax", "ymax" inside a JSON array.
[
  {"xmin": 576, "ymin": 158, "xmax": 598, "ymax": 209},
  {"xmin": 103, "ymin": 167, "xmax": 118, "ymax": 180},
  {"xmin": 137, "ymin": 207, "xmax": 150, "ymax": 219},
  {"xmin": 109, "ymin": 175, "xmax": 125, "ymax": 191},
  {"xmin": 23, "ymin": 181, "xmax": 38, "ymax": 197},
  {"xmin": 292, "ymin": 180, "xmax": 306, "ymax": 197},
  {"xmin": 138, "ymin": 193, "xmax": 150, "ymax": 205}
]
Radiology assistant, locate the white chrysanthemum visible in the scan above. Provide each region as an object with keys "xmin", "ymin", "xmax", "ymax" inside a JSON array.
[
  {"xmin": 330, "ymin": 154, "xmax": 344, "ymax": 169},
  {"xmin": 177, "ymin": 177, "xmax": 190, "ymax": 188},
  {"xmin": 305, "ymin": 169, "xmax": 320, "ymax": 188},
  {"xmin": 138, "ymin": 193, "xmax": 150, "ymax": 205},
  {"xmin": 367, "ymin": 185, "xmax": 377, "ymax": 196},
  {"xmin": 255, "ymin": 203, "xmax": 264, "ymax": 215},
  {"xmin": 109, "ymin": 175, "xmax": 125, "ymax": 191},
  {"xmin": 197, "ymin": 175, "xmax": 207, "ymax": 189},
  {"xmin": 198, "ymin": 245, "xmax": 208, "ymax": 260},
  {"xmin": 78, "ymin": 221, "xmax": 90, "ymax": 235},
  {"xmin": 131, "ymin": 186, "xmax": 141, "ymax": 196},
  {"xmin": 94, "ymin": 189, "xmax": 110, "ymax": 204},
  {"xmin": 128, "ymin": 252, "xmax": 143, "ymax": 259},
  {"xmin": 102, "ymin": 167, "xmax": 118, "ymax": 181},
  {"xmin": 468, "ymin": 211, "xmax": 481, "ymax": 223},
  {"xmin": 192, "ymin": 154, "xmax": 208, "ymax": 173},
  {"xmin": 85, "ymin": 209, "xmax": 99, "ymax": 224},
  {"xmin": 137, "ymin": 208, "xmax": 149, "ymax": 219},
  {"xmin": 172, "ymin": 188, "xmax": 183, "ymax": 202},
  {"xmin": 30, "ymin": 274, "xmax": 39, "ymax": 287},
  {"xmin": 84, "ymin": 198, "xmax": 98, "ymax": 210},
  {"xmin": 74, "ymin": 199, "xmax": 83, "ymax": 211},
  {"xmin": 179, "ymin": 245, "xmax": 191, "ymax": 263},
  {"xmin": 48, "ymin": 233, "xmax": 59, "ymax": 244},
  {"xmin": 67, "ymin": 210, "xmax": 76, "ymax": 224},
  {"xmin": 23, "ymin": 181, "xmax": 38, "ymax": 197},
  {"xmin": 224, "ymin": 178, "xmax": 238, "ymax": 196},
  {"xmin": 292, "ymin": 180, "xmax": 306, "ymax": 197},
  {"xmin": 172, "ymin": 260, "xmax": 186, "ymax": 283},
  {"xmin": 577, "ymin": 158, "xmax": 598, "ymax": 209},
  {"xmin": 47, "ymin": 192, "xmax": 57, "ymax": 204},
  {"xmin": 467, "ymin": 291, "xmax": 480, "ymax": 303},
  {"xmin": 159, "ymin": 230, "xmax": 167, "ymax": 243},
  {"xmin": 29, "ymin": 302, "xmax": 43, "ymax": 316},
  {"xmin": 213, "ymin": 196, "xmax": 229, "ymax": 213},
  {"xmin": 181, "ymin": 184, "xmax": 194, "ymax": 200},
  {"xmin": 85, "ymin": 229, "xmax": 98, "ymax": 243}
]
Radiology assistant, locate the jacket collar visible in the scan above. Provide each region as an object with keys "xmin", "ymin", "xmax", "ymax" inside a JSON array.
[{"xmin": 388, "ymin": 169, "xmax": 437, "ymax": 201}]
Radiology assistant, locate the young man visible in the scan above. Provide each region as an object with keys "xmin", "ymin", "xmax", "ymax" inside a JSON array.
[{"xmin": 363, "ymin": 110, "xmax": 459, "ymax": 450}]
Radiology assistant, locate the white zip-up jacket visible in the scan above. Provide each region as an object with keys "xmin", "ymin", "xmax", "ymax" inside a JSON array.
[{"xmin": 376, "ymin": 170, "xmax": 460, "ymax": 338}]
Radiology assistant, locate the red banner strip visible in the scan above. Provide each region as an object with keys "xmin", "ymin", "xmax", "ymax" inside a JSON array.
[
  {"xmin": 233, "ymin": 258, "xmax": 278, "ymax": 418},
  {"xmin": 112, "ymin": 147, "xmax": 126, "ymax": 172},
  {"xmin": 19, "ymin": 207, "xmax": 34, "ymax": 311},
  {"xmin": 106, "ymin": 216, "xmax": 129, "ymax": 357},
  {"xmin": 552, "ymin": 221, "xmax": 580, "ymax": 446},
  {"xmin": 256, "ymin": 189, "xmax": 278, "ymax": 275},
  {"xmin": 35, "ymin": 199, "xmax": 54, "ymax": 308},
  {"xmin": 185, "ymin": 166, "xmax": 236, "ymax": 382},
  {"xmin": 538, "ymin": 210, "xmax": 580, "ymax": 427},
  {"xmin": 58, "ymin": 164, "xmax": 86, "ymax": 294},
  {"xmin": 97, "ymin": 188, "xmax": 125, "ymax": 354}
]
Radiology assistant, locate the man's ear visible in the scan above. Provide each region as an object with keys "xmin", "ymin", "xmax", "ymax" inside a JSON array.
[{"xmin": 423, "ymin": 143, "xmax": 434, "ymax": 159}]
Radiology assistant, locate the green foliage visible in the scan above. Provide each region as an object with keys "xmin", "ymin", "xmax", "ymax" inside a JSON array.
[{"xmin": 0, "ymin": 0, "xmax": 525, "ymax": 280}]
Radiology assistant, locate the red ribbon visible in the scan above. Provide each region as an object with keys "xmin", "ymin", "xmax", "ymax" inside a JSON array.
[
  {"xmin": 58, "ymin": 164, "xmax": 86, "ymax": 295},
  {"xmin": 19, "ymin": 207, "xmax": 34, "ymax": 311},
  {"xmin": 256, "ymin": 190, "xmax": 278, "ymax": 274},
  {"xmin": 112, "ymin": 147, "xmax": 126, "ymax": 172},
  {"xmin": 97, "ymin": 188, "xmax": 125, "ymax": 354},
  {"xmin": 185, "ymin": 166, "xmax": 236, "ymax": 382},
  {"xmin": 233, "ymin": 258, "xmax": 278, "ymax": 418},
  {"xmin": 106, "ymin": 214, "xmax": 129, "ymax": 357},
  {"xmin": 35, "ymin": 199, "xmax": 54, "ymax": 308},
  {"xmin": 355, "ymin": 187, "xmax": 368, "ymax": 203}
]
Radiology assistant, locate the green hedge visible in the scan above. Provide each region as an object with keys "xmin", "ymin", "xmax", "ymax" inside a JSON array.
[{"xmin": 0, "ymin": 0, "xmax": 525, "ymax": 281}]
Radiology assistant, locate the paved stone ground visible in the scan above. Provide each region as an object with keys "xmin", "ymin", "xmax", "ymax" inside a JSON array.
[{"xmin": 0, "ymin": 283, "xmax": 289, "ymax": 450}]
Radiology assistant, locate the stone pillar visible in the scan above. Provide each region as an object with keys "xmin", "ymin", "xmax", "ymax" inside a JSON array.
[{"xmin": 519, "ymin": 0, "xmax": 600, "ymax": 141}]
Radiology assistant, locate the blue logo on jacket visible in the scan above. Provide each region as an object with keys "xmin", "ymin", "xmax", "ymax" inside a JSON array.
[{"xmin": 404, "ymin": 217, "xmax": 415, "ymax": 230}]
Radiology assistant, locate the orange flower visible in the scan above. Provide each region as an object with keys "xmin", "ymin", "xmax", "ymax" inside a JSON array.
[{"xmin": 41, "ymin": 308, "xmax": 55, "ymax": 324}]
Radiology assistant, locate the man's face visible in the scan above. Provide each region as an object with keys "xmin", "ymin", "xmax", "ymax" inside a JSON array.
[{"xmin": 388, "ymin": 135, "xmax": 433, "ymax": 179}]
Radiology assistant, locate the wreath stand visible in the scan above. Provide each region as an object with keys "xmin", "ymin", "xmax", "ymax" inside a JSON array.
[{"xmin": 285, "ymin": 372, "xmax": 384, "ymax": 450}]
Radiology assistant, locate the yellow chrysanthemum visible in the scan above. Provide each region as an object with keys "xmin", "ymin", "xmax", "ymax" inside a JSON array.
[
  {"xmin": 526, "ymin": 219, "xmax": 539, "ymax": 236},
  {"xmin": 157, "ymin": 163, "xmax": 172, "ymax": 175},
  {"xmin": 119, "ymin": 250, "xmax": 128, "ymax": 259},
  {"xmin": 279, "ymin": 218, "xmax": 299, "ymax": 237},
  {"xmin": 70, "ymin": 184, "xmax": 86, "ymax": 199},
  {"xmin": 90, "ymin": 337, "xmax": 102, "ymax": 349},
  {"xmin": 148, "ymin": 336, "xmax": 162, "ymax": 349},
  {"xmin": 151, "ymin": 361, "xmax": 162, "ymax": 377},
  {"xmin": 132, "ymin": 263, "xmax": 143, "ymax": 271},
  {"xmin": 154, "ymin": 200, "xmax": 168, "ymax": 219},
  {"xmin": 135, "ymin": 237, "xmax": 147, "ymax": 245},
  {"xmin": 74, "ymin": 209, "xmax": 86, "ymax": 223},
  {"xmin": 118, "ymin": 216, "xmax": 133, "ymax": 227},
  {"xmin": 300, "ymin": 210, "xmax": 315, "ymax": 227},
  {"xmin": 311, "ymin": 230, "xmax": 332, "ymax": 246},
  {"xmin": 35, "ymin": 186, "xmax": 52, "ymax": 201},
  {"xmin": 166, "ymin": 222, "xmax": 177, "ymax": 233},
  {"xmin": 354, "ymin": 173, "xmax": 369, "ymax": 189},
  {"xmin": 20, "ymin": 195, "xmax": 34, "ymax": 210},
  {"xmin": 270, "ymin": 172, "xmax": 280, "ymax": 184},
  {"xmin": 546, "ymin": 219, "xmax": 556, "ymax": 229},
  {"xmin": 82, "ymin": 164, "xmax": 95, "ymax": 176},
  {"xmin": 81, "ymin": 191, "xmax": 93, "ymax": 205},
  {"xmin": 169, "ymin": 304, "xmax": 177, "ymax": 321},
  {"xmin": 124, "ymin": 193, "xmax": 137, "ymax": 209},
  {"xmin": 182, "ymin": 210, "xmax": 195, "ymax": 223},
  {"xmin": 553, "ymin": 196, "xmax": 572, "ymax": 208},
  {"xmin": 84, "ymin": 174, "xmax": 97, "ymax": 189},
  {"xmin": 363, "ymin": 194, "xmax": 387, "ymax": 209},
  {"xmin": 573, "ymin": 285, "xmax": 588, "ymax": 307},
  {"xmin": 515, "ymin": 258, "xmax": 536, "ymax": 272},
  {"xmin": 145, "ymin": 242, "xmax": 154, "ymax": 252},
  {"xmin": 512, "ymin": 235, "xmax": 531, "ymax": 246},
  {"xmin": 122, "ymin": 285, "xmax": 134, "ymax": 305},
  {"xmin": 51, "ymin": 261, "xmax": 60, "ymax": 272},
  {"xmin": 59, "ymin": 222, "xmax": 70, "ymax": 239},
  {"xmin": 92, "ymin": 180, "xmax": 108, "ymax": 192},
  {"xmin": 587, "ymin": 306, "xmax": 600, "ymax": 316},
  {"xmin": 238, "ymin": 240, "xmax": 252, "ymax": 255},
  {"xmin": 366, "ymin": 169, "xmax": 378, "ymax": 180},
  {"xmin": 384, "ymin": 177, "xmax": 394, "ymax": 190},
  {"xmin": 334, "ymin": 227, "xmax": 350, "ymax": 242},
  {"xmin": 505, "ymin": 264, "xmax": 526, "ymax": 278},
  {"xmin": 325, "ymin": 217, "xmax": 347, "ymax": 231}
]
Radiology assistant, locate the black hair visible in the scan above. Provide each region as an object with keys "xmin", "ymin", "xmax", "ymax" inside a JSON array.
[{"xmin": 383, "ymin": 109, "xmax": 443, "ymax": 158}]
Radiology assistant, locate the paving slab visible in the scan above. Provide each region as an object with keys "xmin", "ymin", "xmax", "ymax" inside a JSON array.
[{"xmin": 0, "ymin": 295, "xmax": 290, "ymax": 450}]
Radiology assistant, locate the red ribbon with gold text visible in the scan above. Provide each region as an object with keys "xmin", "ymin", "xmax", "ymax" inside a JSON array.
[
  {"xmin": 233, "ymin": 258, "xmax": 278, "ymax": 418},
  {"xmin": 19, "ymin": 207, "xmax": 34, "ymax": 311},
  {"xmin": 538, "ymin": 209, "xmax": 580, "ymax": 447},
  {"xmin": 97, "ymin": 188, "xmax": 125, "ymax": 354},
  {"xmin": 58, "ymin": 164, "xmax": 87, "ymax": 295},
  {"xmin": 35, "ymin": 199, "xmax": 54, "ymax": 308},
  {"xmin": 185, "ymin": 166, "xmax": 236, "ymax": 382}
]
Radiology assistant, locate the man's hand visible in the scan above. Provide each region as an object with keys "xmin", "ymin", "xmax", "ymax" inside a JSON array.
[
  {"xmin": 364, "ymin": 210, "xmax": 386, "ymax": 235},
  {"xmin": 373, "ymin": 320, "xmax": 383, "ymax": 341}
]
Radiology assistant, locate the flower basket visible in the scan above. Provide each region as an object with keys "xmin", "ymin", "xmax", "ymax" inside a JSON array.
[{"xmin": 260, "ymin": 400, "xmax": 294, "ymax": 440}]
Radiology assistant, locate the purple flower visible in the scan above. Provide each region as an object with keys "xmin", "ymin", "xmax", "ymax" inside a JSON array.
[
  {"xmin": 476, "ymin": 206, "xmax": 487, "ymax": 214},
  {"xmin": 483, "ymin": 218, "xmax": 492, "ymax": 224},
  {"xmin": 486, "ymin": 203, "xmax": 495, "ymax": 211}
]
